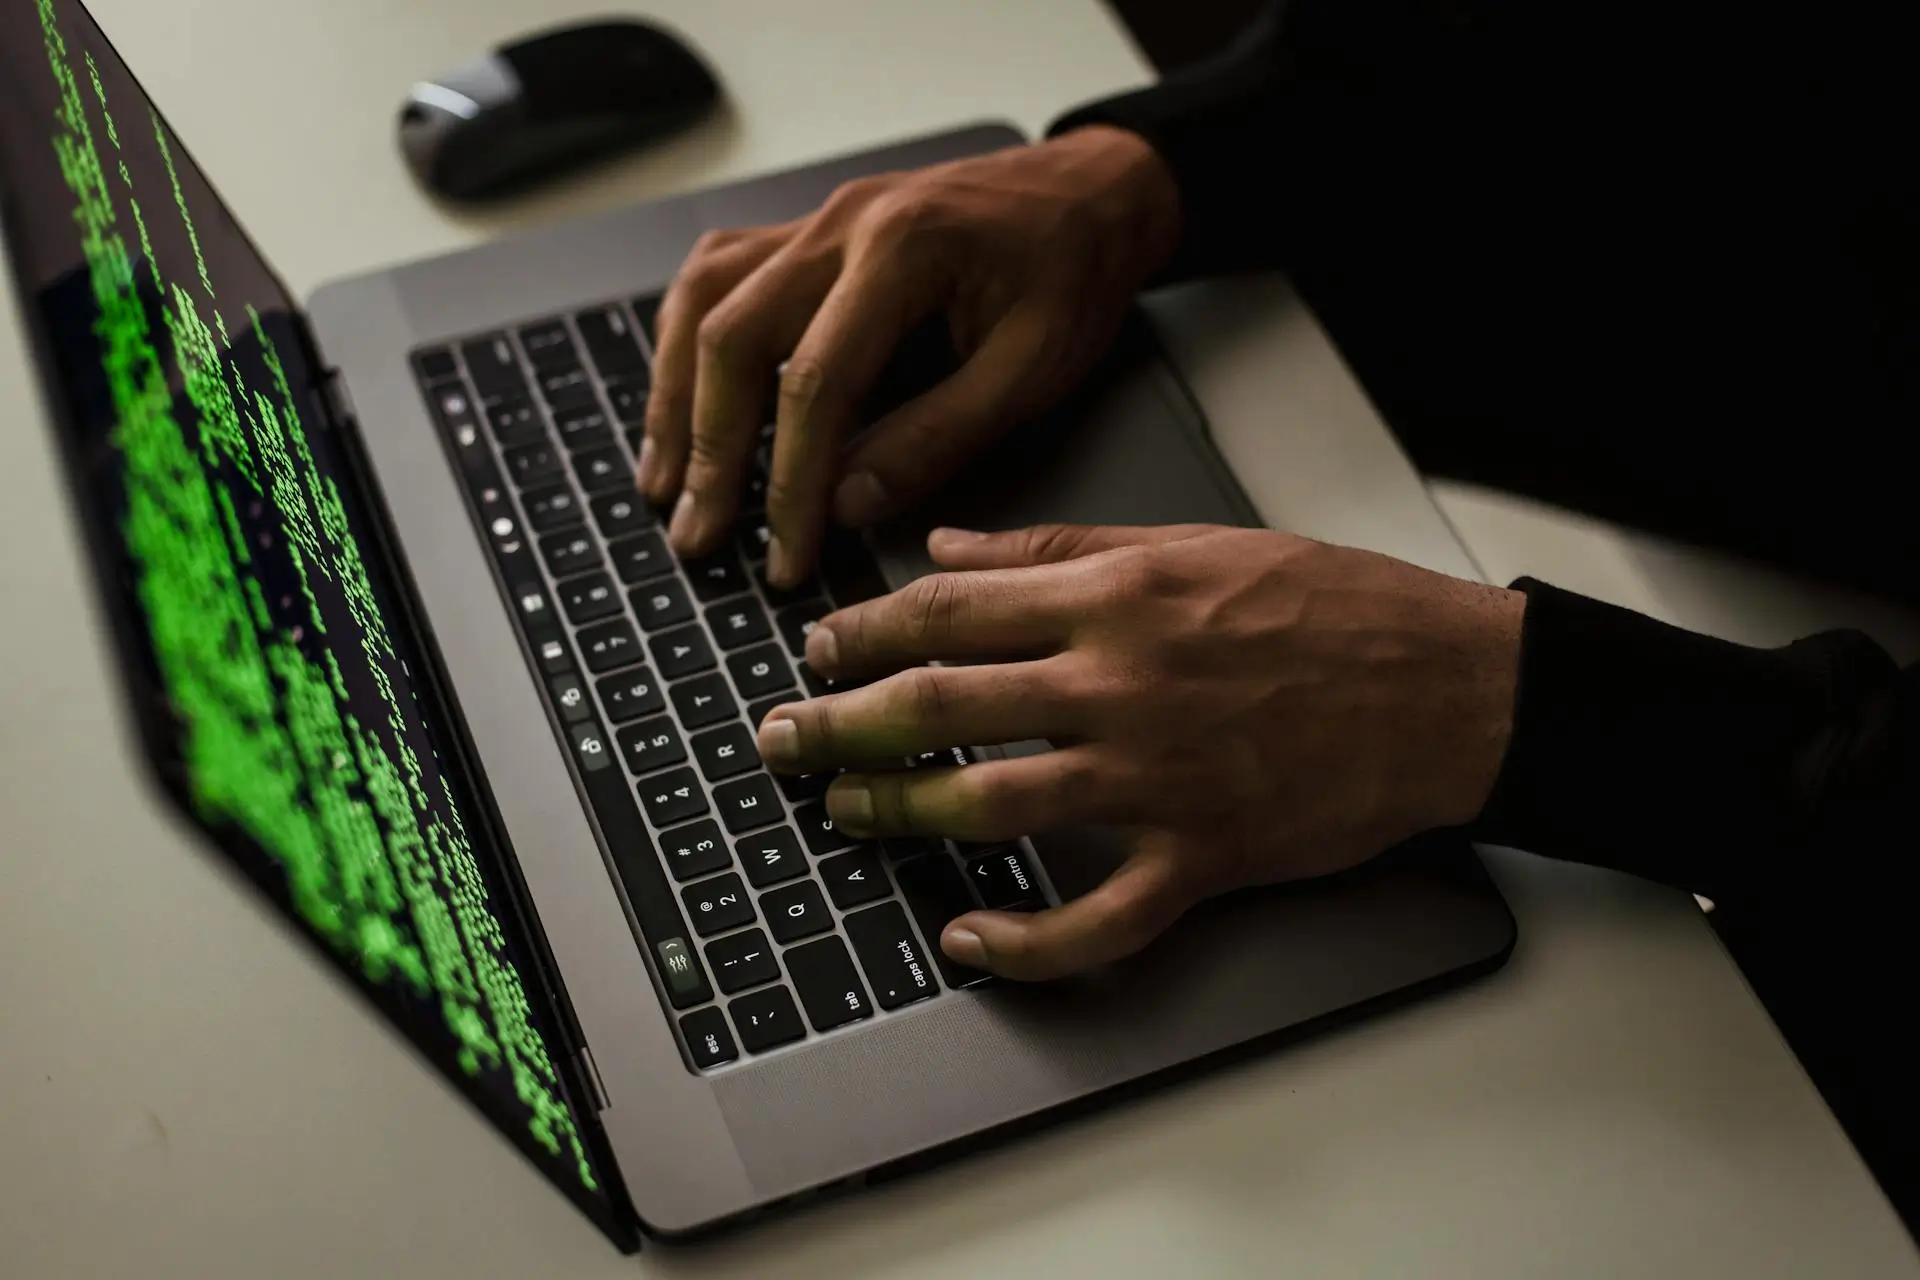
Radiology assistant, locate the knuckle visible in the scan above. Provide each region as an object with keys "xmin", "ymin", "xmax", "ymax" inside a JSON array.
[
  {"xmin": 777, "ymin": 356, "xmax": 834, "ymax": 422},
  {"xmin": 905, "ymin": 573, "xmax": 964, "ymax": 645},
  {"xmin": 863, "ymin": 186, "xmax": 940, "ymax": 240},
  {"xmin": 761, "ymin": 473, "xmax": 812, "ymax": 520},
  {"xmin": 1098, "ymin": 546, "xmax": 1164, "ymax": 605},
  {"xmin": 822, "ymin": 175, "xmax": 886, "ymax": 219},
  {"xmin": 899, "ymin": 667, "xmax": 952, "ymax": 726},
  {"xmin": 1022, "ymin": 523, "xmax": 1081, "ymax": 563},
  {"xmin": 694, "ymin": 310, "xmax": 740, "ymax": 364}
]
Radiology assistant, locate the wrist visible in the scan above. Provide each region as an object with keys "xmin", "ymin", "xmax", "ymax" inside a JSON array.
[
  {"xmin": 1047, "ymin": 124, "xmax": 1183, "ymax": 284},
  {"xmin": 1418, "ymin": 583, "xmax": 1527, "ymax": 830}
]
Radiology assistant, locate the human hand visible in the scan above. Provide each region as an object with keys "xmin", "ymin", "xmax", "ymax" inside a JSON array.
[
  {"xmin": 754, "ymin": 525, "xmax": 1526, "ymax": 980},
  {"xmin": 639, "ymin": 126, "xmax": 1181, "ymax": 586}
]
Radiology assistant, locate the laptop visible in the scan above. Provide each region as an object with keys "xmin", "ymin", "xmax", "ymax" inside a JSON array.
[{"xmin": 0, "ymin": 0, "xmax": 1515, "ymax": 1249}]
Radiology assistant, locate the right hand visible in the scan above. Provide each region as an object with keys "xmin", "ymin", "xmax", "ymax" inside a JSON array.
[{"xmin": 639, "ymin": 125, "xmax": 1182, "ymax": 586}]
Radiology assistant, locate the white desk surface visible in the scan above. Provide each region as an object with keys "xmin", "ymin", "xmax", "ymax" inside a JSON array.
[{"xmin": 4, "ymin": 2, "xmax": 1918, "ymax": 1276}]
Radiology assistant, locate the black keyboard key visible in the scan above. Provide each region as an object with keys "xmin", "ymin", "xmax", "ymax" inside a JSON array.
[
  {"xmin": 632, "ymin": 294, "xmax": 663, "ymax": 348},
  {"xmin": 670, "ymin": 672, "xmax": 738, "ymax": 729},
  {"xmin": 761, "ymin": 879, "xmax": 832, "ymax": 944},
  {"xmin": 596, "ymin": 665, "xmax": 664, "ymax": 723},
  {"xmin": 633, "ymin": 580, "xmax": 695, "ymax": 633},
  {"xmin": 573, "ymin": 446, "xmax": 630, "ymax": 494},
  {"xmin": 755, "ymin": 561, "xmax": 821, "ymax": 610},
  {"xmin": 683, "ymin": 872, "xmax": 754, "ymax": 937},
  {"xmin": 605, "ymin": 376, "xmax": 650, "ymax": 424},
  {"xmin": 680, "ymin": 1007, "xmax": 737, "ymax": 1069},
  {"xmin": 844, "ymin": 901, "xmax": 941, "ymax": 1010},
  {"xmin": 729, "ymin": 985, "xmax": 804, "ymax": 1054},
  {"xmin": 798, "ymin": 661, "xmax": 829, "ymax": 698},
  {"xmin": 554, "ymin": 404, "xmax": 614, "ymax": 451},
  {"xmin": 461, "ymin": 334, "xmax": 528, "ymax": 397},
  {"xmin": 745, "ymin": 695, "xmax": 790, "ymax": 729},
  {"xmin": 785, "ymin": 936, "xmax": 873, "ymax": 1032},
  {"xmin": 517, "ymin": 319, "xmax": 578, "ymax": 371},
  {"xmin": 967, "ymin": 845, "xmax": 1046, "ymax": 910},
  {"xmin": 485, "ymin": 396, "xmax": 545, "ymax": 446},
  {"xmin": 692, "ymin": 723, "xmax": 759, "ymax": 782},
  {"xmin": 705, "ymin": 598, "xmax": 771, "ymax": 651},
  {"xmin": 616, "ymin": 716, "xmax": 686, "ymax": 775},
  {"xmin": 895, "ymin": 856, "xmax": 991, "ymax": 988},
  {"xmin": 714, "ymin": 773, "xmax": 782, "ymax": 835},
  {"xmin": 504, "ymin": 440, "xmax": 564, "ymax": 487},
  {"xmin": 592, "ymin": 492, "xmax": 654, "ymax": 539},
  {"xmin": 548, "ymin": 671, "xmax": 594, "ymax": 724},
  {"xmin": 776, "ymin": 771, "xmax": 832, "ymax": 803},
  {"xmin": 641, "ymin": 767, "xmax": 709, "ymax": 828},
  {"xmin": 650, "ymin": 625, "xmax": 714, "ymax": 680},
  {"xmin": 728, "ymin": 643, "xmax": 795, "ymax": 700},
  {"xmin": 557, "ymin": 572, "xmax": 622, "ymax": 625},
  {"xmin": 608, "ymin": 530, "xmax": 671, "ymax": 584},
  {"xmin": 539, "ymin": 529, "xmax": 601, "ymax": 578},
  {"xmin": 821, "ymin": 845, "xmax": 889, "ymax": 909},
  {"xmin": 909, "ymin": 746, "xmax": 972, "ymax": 771},
  {"xmin": 659, "ymin": 819, "xmax": 731, "ymax": 882},
  {"xmin": 883, "ymin": 836, "xmax": 946, "ymax": 863},
  {"xmin": 822, "ymin": 529, "xmax": 888, "ymax": 607},
  {"xmin": 641, "ymin": 767, "xmax": 710, "ymax": 825},
  {"xmin": 737, "ymin": 518, "xmax": 773, "ymax": 563},
  {"xmin": 537, "ymin": 365, "xmax": 598, "ymax": 410},
  {"xmin": 793, "ymin": 800, "xmax": 853, "ymax": 857},
  {"xmin": 685, "ymin": 550, "xmax": 748, "ymax": 602},
  {"xmin": 776, "ymin": 600, "xmax": 830, "ymax": 657},
  {"xmin": 736, "ymin": 826, "xmax": 807, "ymax": 888},
  {"xmin": 522, "ymin": 483, "xmax": 582, "ymax": 532},
  {"xmin": 705, "ymin": 928, "xmax": 781, "ymax": 994},
  {"xmin": 413, "ymin": 347, "xmax": 459, "ymax": 382},
  {"xmin": 577, "ymin": 618, "xmax": 642, "ymax": 673},
  {"xmin": 576, "ymin": 304, "xmax": 649, "ymax": 377},
  {"xmin": 566, "ymin": 718, "xmax": 616, "ymax": 773}
]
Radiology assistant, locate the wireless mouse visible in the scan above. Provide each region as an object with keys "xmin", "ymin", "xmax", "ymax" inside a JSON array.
[{"xmin": 399, "ymin": 19, "xmax": 720, "ymax": 201}]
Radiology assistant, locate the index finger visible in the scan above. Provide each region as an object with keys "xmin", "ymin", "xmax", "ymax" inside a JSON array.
[
  {"xmin": 805, "ymin": 563, "xmax": 1089, "ymax": 679},
  {"xmin": 765, "ymin": 246, "xmax": 935, "ymax": 585}
]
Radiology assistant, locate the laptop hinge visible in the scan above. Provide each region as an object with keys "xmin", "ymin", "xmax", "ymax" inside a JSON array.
[
  {"xmin": 576, "ymin": 1046, "xmax": 611, "ymax": 1113},
  {"xmin": 317, "ymin": 366, "xmax": 359, "ymax": 435}
]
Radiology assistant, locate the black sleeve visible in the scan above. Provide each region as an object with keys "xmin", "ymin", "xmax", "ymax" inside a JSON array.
[
  {"xmin": 1471, "ymin": 581, "xmax": 1920, "ymax": 905},
  {"xmin": 1048, "ymin": 0, "xmax": 1893, "ymax": 284}
]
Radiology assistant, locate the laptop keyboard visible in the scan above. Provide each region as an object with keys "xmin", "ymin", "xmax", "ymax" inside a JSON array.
[{"xmin": 410, "ymin": 298, "xmax": 1052, "ymax": 1072}]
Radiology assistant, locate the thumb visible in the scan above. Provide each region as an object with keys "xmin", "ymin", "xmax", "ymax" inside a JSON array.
[
  {"xmin": 927, "ymin": 523, "xmax": 1219, "ymax": 571},
  {"xmin": 940, "ymin": 833, "xmax": 1196, "ymax": 981}
]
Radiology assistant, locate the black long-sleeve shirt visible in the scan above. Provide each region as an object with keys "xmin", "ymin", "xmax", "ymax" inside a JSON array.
[{"xmin": 1057, "ymin": 0, "xmax": 1920, "ymax": 1224}]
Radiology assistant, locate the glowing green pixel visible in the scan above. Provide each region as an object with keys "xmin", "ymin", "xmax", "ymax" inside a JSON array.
[{"xmin": 38, "ymin": 0, "xmax": 597, "ymax": 1192}]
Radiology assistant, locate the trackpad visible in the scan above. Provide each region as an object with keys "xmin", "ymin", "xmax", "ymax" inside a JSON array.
[{"xmin": 870, "ymin": 315, "xmax": 1258, "ymax": 586}]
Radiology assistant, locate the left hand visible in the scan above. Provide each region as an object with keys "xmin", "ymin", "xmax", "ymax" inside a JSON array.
[{"xmin": 755, "ymin": 524, "xmax": 1525, "ymax": 980}]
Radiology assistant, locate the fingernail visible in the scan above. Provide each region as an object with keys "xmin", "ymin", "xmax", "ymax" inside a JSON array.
[
  {"xmin": 806, "ymin": 623, "xmax": 840, "ymax": 674},
  {"xmin": 758, "ymin": 716, "xmax": 799, "ymax": 766},
  {"xmin": 767, "ymin": 535, "xmax": 796, "ymax": 587},
  {"xmin": 635, "ymin": 437, "xmax": 659, "ymax": 491},
  {"xmin": 831, "ymin": 780, "xmax": 874, "ymax": 832},
  {"xmin": 929, "ymin": 527, "xmax": 987, "ymax": 549},
  {"xmin": 668, "ymin": 491, "xmax": 699, "ymax": 548},
  {"xmin": 832, "ymin": 471, "xmax": 889, "ymax": 527},
  {"xmin": 943, "ymin": 927, "xmax": 986, "ymax": 967}
]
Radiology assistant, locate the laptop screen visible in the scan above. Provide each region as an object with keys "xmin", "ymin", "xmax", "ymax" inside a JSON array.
[{"xmin": 0, "ymin": 0, "xmax": 628, "ymax": 1243}]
